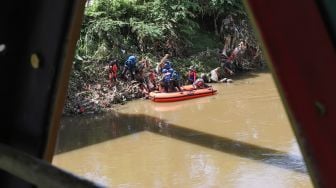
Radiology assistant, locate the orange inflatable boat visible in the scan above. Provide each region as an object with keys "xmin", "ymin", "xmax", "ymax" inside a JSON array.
[{"xmin": 149, "ymin": 85, "xmax": 217, "ymax": 102}]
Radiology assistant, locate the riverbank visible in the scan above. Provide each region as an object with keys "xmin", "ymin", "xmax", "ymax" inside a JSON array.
[
  {"xmin": 63, "ymin": 70, "xmax": 147, "ymax": 115},
  {"xmin": 64, "ymin": 49, "xmax": 220, "ymax": 115},
  {"xmin": 64, "ymin": 18, "xmax": 265, "ymax": 116},
  {"xmin": 63, "ymin": 61, "xmax": 267, "ymax": 116}
]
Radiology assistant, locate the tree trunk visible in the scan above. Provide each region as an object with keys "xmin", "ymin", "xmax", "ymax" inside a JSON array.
[{"xmin": 214, "ymin": 14, "xmax": 219, "ymax": 36}]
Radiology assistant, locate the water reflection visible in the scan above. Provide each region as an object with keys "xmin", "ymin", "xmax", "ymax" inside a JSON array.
[
  {"xmin": 57, "ymin": 112, "xmax": 307, "ymax": 174},
  {"xmin": 148, "ymin": 97, "xmax": 212, "ymax": 112},
  {"xmin": 55, "ymin": 112, "xmax": 144, "ymax": 154},
  {"xmin": 54, "ymin": 73, "xmax": 312, "ymax": 187}
]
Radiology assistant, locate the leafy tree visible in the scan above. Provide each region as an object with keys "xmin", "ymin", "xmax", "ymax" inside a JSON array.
[{"xmin": 76, "ymin": 0, "xmax": 256, "ymax": 63}]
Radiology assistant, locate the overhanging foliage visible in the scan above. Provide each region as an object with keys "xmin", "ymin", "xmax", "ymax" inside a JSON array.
[{"xmin": 76, "ymin": 0, "xmax": 250, "ymax": 62}]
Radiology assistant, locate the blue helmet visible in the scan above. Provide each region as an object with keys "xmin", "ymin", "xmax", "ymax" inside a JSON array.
[
  {"xmin": 162, "ymin": 69, "xmax": 168, "ymax": 73},
  {"xmin": 169, "ymin": 68, "xmax": 174, "ymax": 72},
  {"xmin": 128, "ymin": 55, "xmax": 136, "ymax": 62},
  {"xmin": 164, "ymin": 60, "xmax": 171, "ymax": 69}
]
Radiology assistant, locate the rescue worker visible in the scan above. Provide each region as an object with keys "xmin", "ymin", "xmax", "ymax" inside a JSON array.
[
  {"xmin": 170, "ymin": 69, "xmax": 182, "ymax": 92},
  {"xmin": 108, "ymin": 59, "xmax": 118, "ymax": 87},
  {"xmin": 121, "ymin": 55, "xmax": 137, "ymax": 80},
  {"xmin": 187, "ymin": 66, "xmax": 197, "ymax": 84},
  {"xmin": 159, "ymin": 69, "xmax": 171, "ymax": 93},
  {"xmin": 168, "ymin": 68, "xmax": 174, "ymax": 74},
  {"xmin": 163, "ymin": 60, "xmax": 172, "ymax": 70},
  {"xmin": 156, "ymin": 54, "xmax": 172, "ymax": 74},
  {"xmin": 193, "ymin": 78, "xmax": 209, "ymax": 89}
]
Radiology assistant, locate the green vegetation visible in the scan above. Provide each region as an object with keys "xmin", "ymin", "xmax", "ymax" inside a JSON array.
[
  {"xmin": 65, "ymin": 0, "xmax": 264, "ymax": 115},
  {"xmin": 76, "ymin": 0, "xmax": 250, "ymax": 61}
]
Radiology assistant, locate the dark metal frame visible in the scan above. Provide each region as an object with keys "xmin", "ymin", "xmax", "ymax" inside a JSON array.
[
  {"xmin": 245, "ymin": 0, "xmax": 336, "ymax": 187},
  {"xmin": 0, "ymin": 0, "xmax": 335, "ymax": 187},
  {"xmin": 0, "ymin": 0, "xmax": 100, "ymax": 187}
]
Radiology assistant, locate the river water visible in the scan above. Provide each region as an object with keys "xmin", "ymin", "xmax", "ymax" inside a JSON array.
[{"xmin": 52, "ymin": 72, "xmax": 313, "ymax": 187}]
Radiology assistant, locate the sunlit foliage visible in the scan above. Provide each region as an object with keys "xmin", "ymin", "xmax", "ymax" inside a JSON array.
[{"xmin": 76, "ymin": 0, "xmax": 248, "ymax": 62}]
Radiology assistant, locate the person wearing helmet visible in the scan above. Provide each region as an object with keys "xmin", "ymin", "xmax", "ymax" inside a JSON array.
[
  {"xmin": 159, "ymin": 69, "xmax": 171, "ymax": 92},
  {"xmin": 162, "ymin": 69, "xmax": 168, "ymax": 74},
  {"xmin": 156, "ymin": 54, "xmax": 173, "ymax": 75},
  {"xmin": 192, "ymin": 78, "xmax": 209, "ymax": 89},
  {"xmin": 121, "ymin": 55, "xmax": 137, "ymax": 80},
  {"xmin": 170, "ymin": 69, "xmax": 182, "ymax": 92},
  {"xmin": 163, "ymin": 60, "xmax": 172, "ymax": 70},
  {"xmin": 168, "ymin": 68, "xmax": 174, "ymax": 74}
]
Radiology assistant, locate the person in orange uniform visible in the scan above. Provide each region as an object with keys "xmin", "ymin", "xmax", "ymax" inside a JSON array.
[
  {"xmin": 187, "ymin": 66, "xmax": 197, "ymax": 84},
  {"xmin": 108, "ymin": 59, "xmax": 118, "ymax": 87}
]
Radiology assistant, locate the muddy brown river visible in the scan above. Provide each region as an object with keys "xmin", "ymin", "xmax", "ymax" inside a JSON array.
[{"xmin": 53, "ymin": 72, "xmax": 313, "ymax": 187}]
